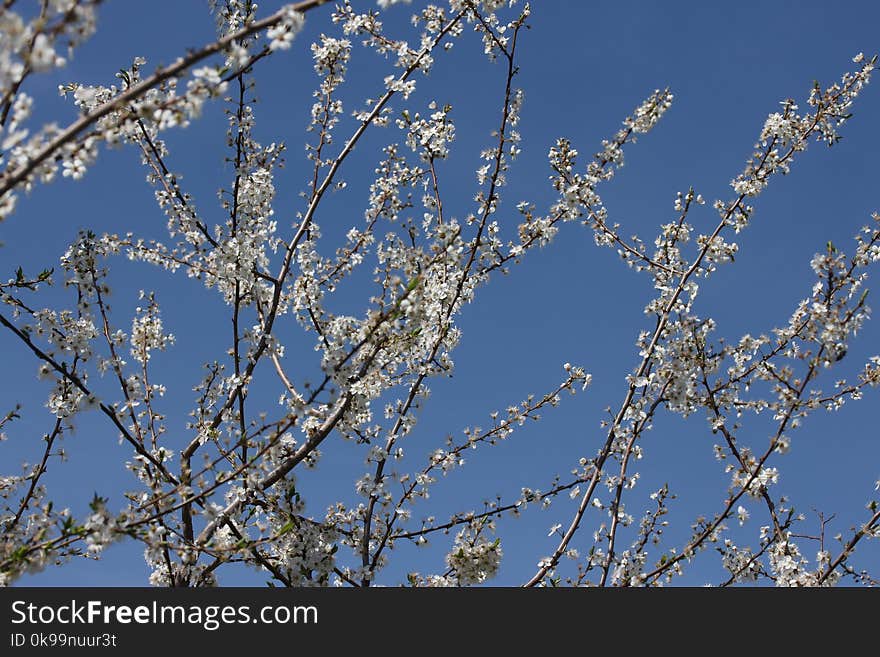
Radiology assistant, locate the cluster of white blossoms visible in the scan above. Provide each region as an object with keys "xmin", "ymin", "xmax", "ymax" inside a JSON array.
[
  {"xmin": 446, "ymin": 532, "xmax": 503, "ymax": 585},
  {"xmin": 130, "ymin": 294, "xmax": 175, "ymax": 364},
  {"xmin": 767, "ymin": 536, "xmax": 841, "ymax": 587},
  {"xmin": 267, "ymin": 7, "xmax": 306, "ymax": 51},
  {"xmin": 1, "ymin": 0, "xmax": 879, "ymax": 588},
  {"xmin": 400, "ymin": 102, "xmax": 455, "ymax": 159},
  {"xmin": 410, "ymin": 524, "xmax": 504, "ymax": 586},
  {"xmin": 263, "ymin": 483, "xmax": 339, "ymax": 586},
  {"xmin": 82, "ymin": 497, "xmax": 120, "ymax": 556}
]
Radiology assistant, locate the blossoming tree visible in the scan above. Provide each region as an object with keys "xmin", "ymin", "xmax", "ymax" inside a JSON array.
[{"xmin": 1, "ymin": 0, "xmax": 879, "ymax": 587}]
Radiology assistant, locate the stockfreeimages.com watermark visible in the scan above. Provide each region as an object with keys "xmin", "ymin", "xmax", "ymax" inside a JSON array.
[{"xmin": 10, "ymin": 599, "xmax": 317, "ymax": 632}]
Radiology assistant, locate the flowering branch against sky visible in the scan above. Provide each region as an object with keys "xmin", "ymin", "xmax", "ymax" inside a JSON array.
[{"xmin": 1, "ymin": 1, "xmax": 879, "ymax": 587}]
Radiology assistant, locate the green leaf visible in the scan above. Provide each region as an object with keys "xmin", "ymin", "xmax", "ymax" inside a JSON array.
[
  {"xmin": 89, "ymin": 493, "xmax": 108, "ymax": 512},
  {"xmin": 11, "ymin": 545, "xmax": 29, "ymax": 563}
]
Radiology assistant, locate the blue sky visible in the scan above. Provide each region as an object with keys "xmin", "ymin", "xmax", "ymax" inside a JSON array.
[{"xmin": 4, "ymin": 1, "xmax": 880, "ymax": 586}]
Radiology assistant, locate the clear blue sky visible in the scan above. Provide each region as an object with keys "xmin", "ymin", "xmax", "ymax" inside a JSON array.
[{"xmin": 4, "ymin": 1, "xmax": 880, "ymax": 586}]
